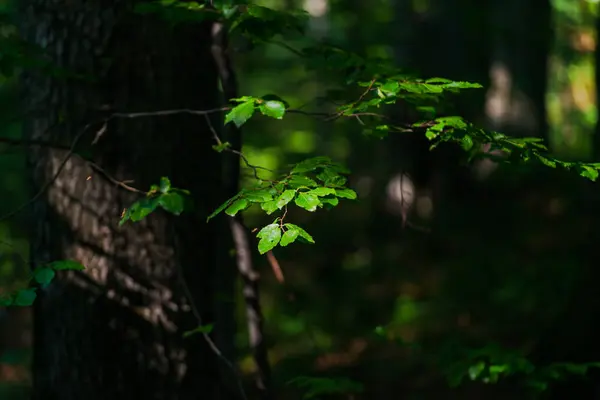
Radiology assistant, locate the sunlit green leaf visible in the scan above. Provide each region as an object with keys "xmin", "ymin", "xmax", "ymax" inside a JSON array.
[
  {"xmin": 309, "ymin": 187, "xmax": 336, "ymax": 197},
  {"xmin": 261, "ymin": 200, "xmax": 279, "ymax": 215},
  {"xmin": 225, "ymin": 198, "xmax": 249, "ymax": 216},
  {"xmin": 225, "ymin": 100, "xmax": 255, "ymax": 127},
  {"xmin": 159, "ymin": 177, "xmax": 171, "ymax": 193},
  {"xmin": 120, "ymin": 196, "xmax": 161, "ymax": 225},
  {"xmin": 335, "ymin": 188, "xmax": 357, "ymax": 200},
  {"xmin": 580, "ymin": 165, "xmax": 599, "ymax": 181},
  {"xmin": 277, "ymin": 190, "xmax": 296, "ymax": 208},
  {"xmin": 284, "ymin": 223, "xmax": 314, "ymax": 243},
  {"xmin": 280, "ymin": 228, "xmax": 300, "ymax": 246},
  {"xmin": 256, "ymin": 223, "xmax": 282, "ymax": 254},
  {"xmin": 158, "ymin": 192, "xmax": 185, "ymax": 215},
  {"xmin": 259, "ymin": 100, "xmax": 286, "ymax": 119},
  {"xmin": 295, "ymin": 192, "xmax": 320, "ymax": 211},
  {"xmin": 291, "ymin": 156, "xmax": 332, "ymax": 174},
  {"xmin": 287, "ymin": 175, "xmax": 318, "ymax": 188},
  {"xmin": 207, "ymin": 194, "xmax": 239, "ymax": 221},
  {"xmin": 245, "ymin": 189, "xmax": 274, "ymax": 203}
]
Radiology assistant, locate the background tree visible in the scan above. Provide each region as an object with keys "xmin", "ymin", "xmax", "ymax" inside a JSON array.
[{"xmin": 16, "ymin": 1, "xmax": 238, "ymax": 399}]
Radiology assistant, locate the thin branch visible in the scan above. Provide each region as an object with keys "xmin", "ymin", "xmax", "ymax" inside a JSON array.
[
  {"xmin": 204, "ymin": 114, "xmax": 274, "ymax": 181},
  {"xmin": 0, "ymin": 136, "xmax": 71, "ymax": 150},
  {"xmin": 108, "ymin": 107, "xmax": 230, "ymax": 119},
  {"xmin": 173, "ymin": 246, "xmax": 248, "ymax": 400},
  {"xmin": 0, "ymin": 121, "xmax": 95, "ymax": 223},
  {"xmin": 84, "ymin": 160, "xmax": 145, "ymax": 194}
]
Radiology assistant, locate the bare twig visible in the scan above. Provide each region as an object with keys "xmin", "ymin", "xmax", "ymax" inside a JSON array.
[
  {"xmin": 84, "ymin": 160, "xmax": 145, "ymax": 194},
  {"xmin": 172, "ymin": 247, "xmax": 248, "ymax": 400},
  {"xmin": 0, "ymin": 121, "xmax": 96, "ymax": 223},
  {"xmin": 108, "ymin": 107, "xmax": 230, "ymax": 119},
  {"xmin": 204, "ymin": 114, "xmax": 274, "ymax": 181},
  {"xmin": 266, "ymin": 251, "xmax": 284, "ymax": 284},
  {"xmin": 0, "ymin": 136, "xmax": 71, "ymax": 150}
]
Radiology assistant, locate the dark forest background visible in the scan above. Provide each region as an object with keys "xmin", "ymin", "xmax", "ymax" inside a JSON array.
[{"xmin": 2, "ymin": 0, "xmax": 600, "ymax": 399}]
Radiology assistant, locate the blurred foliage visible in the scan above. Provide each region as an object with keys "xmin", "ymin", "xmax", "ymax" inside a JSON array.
[{"xmin": 548, "ymin": 0, "xmax": 598, "ymax": 158}]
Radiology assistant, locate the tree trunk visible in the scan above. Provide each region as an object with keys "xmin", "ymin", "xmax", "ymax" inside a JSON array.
[
  {"xmin": 486, "ymin": 0, "xmax": 551, "ymax": 140},
  {"xmin": 18, "ymin": 1, "xmax": 237, "ymax": 399}
]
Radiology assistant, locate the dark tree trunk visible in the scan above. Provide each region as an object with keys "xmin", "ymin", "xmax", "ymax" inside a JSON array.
[
  {"xmin": 18, "ymin": 1, "xmax": 237, "ymax": 399},
  {"xmin": 486, "ymin": 0, "xmax": 552, "ymax": 141}
]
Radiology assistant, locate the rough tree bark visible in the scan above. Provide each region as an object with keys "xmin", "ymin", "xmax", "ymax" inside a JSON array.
[{"xmin": 18, "ymin": 1, "xmax": 238, "ymax": 399}]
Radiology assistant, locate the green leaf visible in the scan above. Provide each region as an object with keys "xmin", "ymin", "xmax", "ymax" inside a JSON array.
[
  {"xmin": 225, "ymin": 198, "xmax": 249, "ymax": 216},
  {"xmin": 33, "ymin": 267, "xmax": 55, "ymax": 286},
  {"xmin": 159, "ymin": 177, "xmax": 171, "ymax": 193},
  {"xmin": 245, "ymin": 189, "xmax": 274, "ymax": 203},
  {"xmin": 295, "ymin": 192, "xmax": 320, "ymax": 212},
  {"xmin": 48, "ymin": 260, "xmax": 85, "ymax": 271},
  {"xmin": 291, "ymin": 156, "xmax": 332, "ymax": 174},
  {"xmin": 183, "ymin": 323, "xmax": 214, "ymax": 338},
  {"xmin": 335, "ymin": 188, "xmax": 358, "ymax": 200},
  {"xmin": 207, "ymin": 195, "xmax": 238, "ymax": 221},
  {"xmin": 120, "ymin": 196, "xmax": 161, "ymax": 225},
  {"xmin": 535, "ymin": 154, "xmax": 557, "ymax": 168},
  {"xmin": 316, "ymin": 169, "xmax": 339, "ymax": 182},
  {"xmin": 261, "ymin": 200, "xmax": 279, "ymax": 215},
  {"xmin": 324, "ymin": 175, "xmax": 347, "ymax": 187},
  {"xmin": 320, "ymin": 196, "xmax": 339, "ymax": 207},
  {"xmin": 284, "ymin": 223, "xmax": 314, "ymax": 243},
  {"xmin": 287, "ymin": 175, "xmax": 318, "ymax": 188},
  {"xmin": 256, "ymin": 224, "xmax": 282, "ymax": 254},
  {"xmin": 309, "ymin": 187, "xmax": 336, "ymax": 197},
  {"xmin": 225, "ymin": 100, "xmax": 256, "ymax": 127},
  {"xmin": 13, "ymin": 288, "xmax": 36, "ymax": 307},
  {"xmin": 158, "ymin": 192, "xmax": 186, "ymax": 215},
  {"xmin": 259, "ymin": 100, "xmax": 286, "ymax": 119},
  {"xmin": 426, "ymin": 77, "xmax": 453, "ymax": 84},
  {"xmin": 461, "ymin": 135, "xmax": 474, "ymax": 151},
  {"xmin": 580, "ymin": 165, "xmax": 599, "ymax": 181},
  {"xmin": 468, "ymin": 361, "xmax": 486, "ymax": 380},
  {"xmin": 277, "ymin": 190, "xmax": 296, "ymax": 208},
  {"xmin": 280, "ymin": 228, "xmax": 300, "ymax": 246}
]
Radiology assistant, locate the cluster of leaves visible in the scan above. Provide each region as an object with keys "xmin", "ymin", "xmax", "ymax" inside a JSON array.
[
  {"xmin": 224, "ymin": 94, "xmax": 289, "ymax": 128},
  {"xmin": 119, "ymin": 177, "xmax": 191, "ymax": 225},
  {"xmin": 422, "ymin": 116, "xmax": 600, "ymax": 180},
  {"xmin": 134, "ymin": 0, "xmax": 308, "ymax": 44},
  {"xmin": 207, "ymin": 156, "xmax": 357, "ymax": 254},
  {"xmin": 287, "ymin": 376, "xmax": 364, "ymax": 399},
  {"xmin": 334, "ymin": 75, "xmax": 600, "ymax": 180},
  {"xmin": 441, "ymin": 343, "xmax": 600, "ymax": 394},
  {"xmin": 0, "ymin": 260, "xmax": 85, "ymax": 307},
  {"xmin": 373, "ymin": 327, "xmax": 600, "ymax": 394}
]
